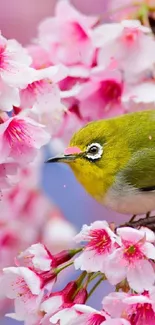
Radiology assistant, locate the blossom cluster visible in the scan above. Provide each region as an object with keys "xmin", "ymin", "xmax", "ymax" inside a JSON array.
[
  {"xmin": 2, "ymin": 220, "xmax": 155, "ymax": 325},
  {"xmin": 29, "ymin": 0, "xmax": 155, "ymax": 149}
]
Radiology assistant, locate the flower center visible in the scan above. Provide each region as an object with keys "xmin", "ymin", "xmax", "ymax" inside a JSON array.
[
  {"xmin": 121, "ymin": 28, "xmax": 140, "ymax": 46},
  {"xmin": 67, "ymin": 22, "xmax": 88, "ymax": 42},
  {"xmin": 0, "ymin": 45, "xmax": 6, "ymax": 69},
  {"xmin": 129, "ymin": 303, "xmax": 155, "ymax": 325},
  {"xmin": 14, "ymin": 277, "xmax": 32, "ymax": 299},
  {"xmin": 100, "ymin": 80, "xmax": 122, "ymax": 103},
  {"xmin": 88, "ymin": 229, "xmax": 111, "ymax": 254},
  {"xmin": 5, "ymin": 119, "xmax": 32, "ymax": 145},
  {"xmin": 26, "ymin": 80, "xmax": 48, "ymax": 95},
  {"xmin": 88, "ymin": 313, "xmax": 106, "ymax": 325},
  {"xmin": 123, "ymin": 242, "xmax": 144, "ymax": 262}
]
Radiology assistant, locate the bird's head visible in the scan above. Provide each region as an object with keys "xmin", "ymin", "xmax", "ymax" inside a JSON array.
[{"xmin": 46, "ymin": 119, "xmax": 130, "ymax": 202}]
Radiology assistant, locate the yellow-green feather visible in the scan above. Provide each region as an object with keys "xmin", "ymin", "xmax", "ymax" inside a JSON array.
[{"xmin": 69, "ymin": 110, "xmax": 155, "ymax": 201}]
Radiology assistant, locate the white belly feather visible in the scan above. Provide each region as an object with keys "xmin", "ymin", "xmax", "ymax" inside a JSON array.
[{"xmin": 104, "ymin": 177, "xmax": 155, "ymax": 215}]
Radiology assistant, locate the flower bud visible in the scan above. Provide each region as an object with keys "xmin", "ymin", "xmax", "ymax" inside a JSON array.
[
  {"xmin": 61, "ymin": 281, "xmax": 78, "ymax": 303},
  {"xmin": 73, "ymin": 288, "xmax": 88, "ymax": 304},
  {"xmin": 54, "ymin": 248, "xmax": 82, "ymax": 267},
  {"xmin": 54, "ymin": 250, "xmax": 73, "ymax": 266}
]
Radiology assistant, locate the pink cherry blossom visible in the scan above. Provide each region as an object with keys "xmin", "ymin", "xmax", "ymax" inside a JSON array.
[
  {"xmin": 0, "ymin": 35, "xmax": 34, "ymax": 88},
  {"xmin": 42, "ymin": 215, "xmax": 77, "ymax": 253},
  {"xmin": 41, "ymin": 282, "xmax": 77, "ymax": 324},
  {"xmin": 96, "ymin": 20, "xmax": 155, "ymax": 81},
  {"xmin": 102, "ymin": 289, "xmax": 155, "ymax": 325},
  {"xmin": 102, "ymin": 292, "xmax": 129, "ymax": 318},
  {"xmin": 0, "ymin": 224, "xmax": 21, "ymax": 269},
  {"xmin": 124, "ymin": 289, "xmax": 155, "ymax": 325},
  {"xmin": 74, "ymin": 221, "xmax": 119, "ymax": 272},
  {"xmin": 55, "ymin": 103, "xmax": 84, "ymax": 146},
  {"xmin": 76, "ymin": 67, "xmax": 124, "ymax": 121},
  {"xmin": 0, "ymin": 161, "xmax": 19, "ymax": 189},
  {"xmin": 18, "ymin": 243, "xmax": 54, "ymax": 272},
  {"xmin": 2, "ymin": 183, "xmax": 50, "ymax": 225},
  {"xmin": 52, "ymin": 304, "xmax": 131, "ymax": 325},
  {"xmin": 1, "ymin": 266, "xmax": 43, "ymax": 323},
  {"xmin": 0, "ymin": 35, "xmax": 34, "ymax": 111},
  {"xmin": 105, "ymin": 227, "xmax": 155, "ymax": 292},
  {"xmin": 38, "ymin": 0, "xmax": 97, "ymax": 66},
  {"xmin": 41, "ymin": 295, "xmax": 65, "ymax": 325},
  {"xmin": 45, "ymin": 289, "xmax": 87, "ymax": 325},
  {"xmin": 27, "ymin": 44, "xmax": 52, "ymax": 69},
  {"xmin": 20, "ymin": 64, "xmax": 68, "ymax": 109},
  {"xmin": 140, "ymin": 227, "xmax": 155, "ymax": 244},
  {"xmin": 30, "ymin": 86, "xmax": 66, "ymax": 135},
  {"xmin": 50, "ymin": 305, "xmax": 80, "ymax": 325},
  {"xmin": 0, "ymin": 79, "xmax": 20, "ymax": 112},
  {"xmin": 0, "ymin": 115, "xmax": 50, "ymax": 164},
  {"xmin": 122, "ymin": 81, "xmax": 155, "ymax": 105}
]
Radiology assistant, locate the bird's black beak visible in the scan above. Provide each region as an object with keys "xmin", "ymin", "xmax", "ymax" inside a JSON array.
[
  {"xmin": 45, "ymin": 146, "xmax": 84, "ymax": 164},
  {"xmin": 45, "ymin": 154, "xmax": 80, "ymax": 164}
]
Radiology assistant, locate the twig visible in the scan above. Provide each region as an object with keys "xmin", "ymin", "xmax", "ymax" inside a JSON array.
[{"xmin": 118, "ymin": 215, "xmax": 155, "ymax": 231}]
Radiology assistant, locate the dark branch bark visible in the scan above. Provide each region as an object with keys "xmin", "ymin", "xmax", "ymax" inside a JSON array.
[{"xmin": 118, "ymin": 215, "xmax": 155, "ymax": 231}]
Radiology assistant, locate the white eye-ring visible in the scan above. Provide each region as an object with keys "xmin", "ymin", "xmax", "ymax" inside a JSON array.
[{"xmin": 86, "ymin": 142, "xmax": 103, "ymax": 161}]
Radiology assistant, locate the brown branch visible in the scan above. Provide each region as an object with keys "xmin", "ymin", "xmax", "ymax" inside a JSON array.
[{"xmin": 118, "ymin": 215, "xmax": 155, "ymax": 231}]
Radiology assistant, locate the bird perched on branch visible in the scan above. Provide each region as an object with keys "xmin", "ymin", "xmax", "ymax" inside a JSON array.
[{"xmin": 47, "ymin": 110, "xmax": 155, "ymax": 216}]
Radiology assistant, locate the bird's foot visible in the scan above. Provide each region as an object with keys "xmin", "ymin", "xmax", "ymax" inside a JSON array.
[{"xmin": 146, "ymin": 211, "xmax": 151, "ymax": 218}]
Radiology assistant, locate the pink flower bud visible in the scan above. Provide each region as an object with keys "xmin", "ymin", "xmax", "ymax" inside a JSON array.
[
  {"xmin": 54, "ymin": 250, "xmax": 73, "ymax": 266},
  {"xmin": 73, "ymin": 288, "xmax": 88, "ymax": 304},
  {"xmin": 61, "ymin": 281, "xmax": 78, "ymax": 303}
]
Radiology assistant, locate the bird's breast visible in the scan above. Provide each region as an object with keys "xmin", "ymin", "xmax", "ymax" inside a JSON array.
[{"xmin": 104, "ymin": 178, "xmax": 155, "ymax": 215}]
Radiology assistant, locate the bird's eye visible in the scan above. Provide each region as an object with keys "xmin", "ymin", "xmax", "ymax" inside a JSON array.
[
  {"xmin": 88, "ymin": 145, "xmax": 99, "ymax": 154},
  {"xmin": 86, "ymin": 143, "xmax": 103, "ymax": 161}
]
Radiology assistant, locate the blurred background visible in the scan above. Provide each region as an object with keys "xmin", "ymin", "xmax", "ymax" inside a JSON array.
[{"xmin": 0, "ymin": 1, "xmax": 135, "ymax": 324}]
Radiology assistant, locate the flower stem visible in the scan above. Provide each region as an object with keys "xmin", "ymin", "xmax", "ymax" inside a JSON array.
[
  {"xmin": 56, "ymin": 261, "xmax": 73, "ymax": 274},
  {"xmin": 87, "ymin": 276, "xmax": 105, "ymax": 299},
  {"xmin": 69, "ymin": 247, "xmax": 83, "ymax": 257},
  {"xmin": 76, "ymin": 271, "xmax": 87, "ymax": 287},
  {"xmin": 72, "ymin": 271, "xmax": 87, "ymax": 299},
  {"xmin": 88, "ymin": 272, "xmax": 101, "ymax": 283}
]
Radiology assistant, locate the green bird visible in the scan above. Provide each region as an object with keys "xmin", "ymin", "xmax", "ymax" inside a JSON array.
[{"xmin": 47, "ymin": 110, "xmax": 155, "ymax": 216}]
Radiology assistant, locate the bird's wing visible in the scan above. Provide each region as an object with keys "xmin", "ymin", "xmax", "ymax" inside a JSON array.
[{"xmin": 122, "ymin": 148, "xmax": 155, "ymax": 191}]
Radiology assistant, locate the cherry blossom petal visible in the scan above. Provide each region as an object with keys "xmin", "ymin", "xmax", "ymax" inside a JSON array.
[
  {"xmin": 104, "ymin": 320, "xmax": 130, "ymax": 325},
  {"xmin": 122, "ymin": 82, "xmax": 155, "ymax": 104},
  {"xmin": 55, "ymin": 0, "xmax": 97, "ymax": 28},
  {"xmin": 142, "ymin": 242, "xmax": 155, "ymax": 260},
  {"xmin": 0, "ymin": 116, "xmax": 50, "ymax": 164},
  {"xmin": 50, "ymin": 308, "xmax": 79, "ymax": 325},
  {"xmin": 140, "ymin": 227, "xmax": 155, "ymax": 243},
  {"xmin": 117, "ymin": 227, "xmax": 144, "ymax": 243},
  {"xmin": 3, "ymin": 266, "xmax": 41, "ymax": 295},
  {"xmin": 105, "ymin": 248, "xmax": 127, "ymax": 285},
  {"xmin": 74, "ymin": 250, "xmax": 108, "ymax": 272},
  {"xmin": 0, "ymin": 80, "xmax": 20, "ymax": 112},
  {"xmin": 18, "ymin": 243, "xmax": 53, "ymax": 271},
  {"xmin": 124, "ymin": 295, "xmax": 152, "ymax": 305},
  {"xmin": 102, "ymin": 292, "xmax": 128, "ymax": 317},
  {"xmin": 41, "ymin": 295, "xmax": 63, "ymax": 314},
  {"xmin": 127, "ymin": 259, "xmax": 155, "ymax": 293}
]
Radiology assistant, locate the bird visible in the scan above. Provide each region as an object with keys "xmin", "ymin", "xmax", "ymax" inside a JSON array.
[{"xmin": 46, "ymin": 110, "xmax": 155, "ymax": 216}]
